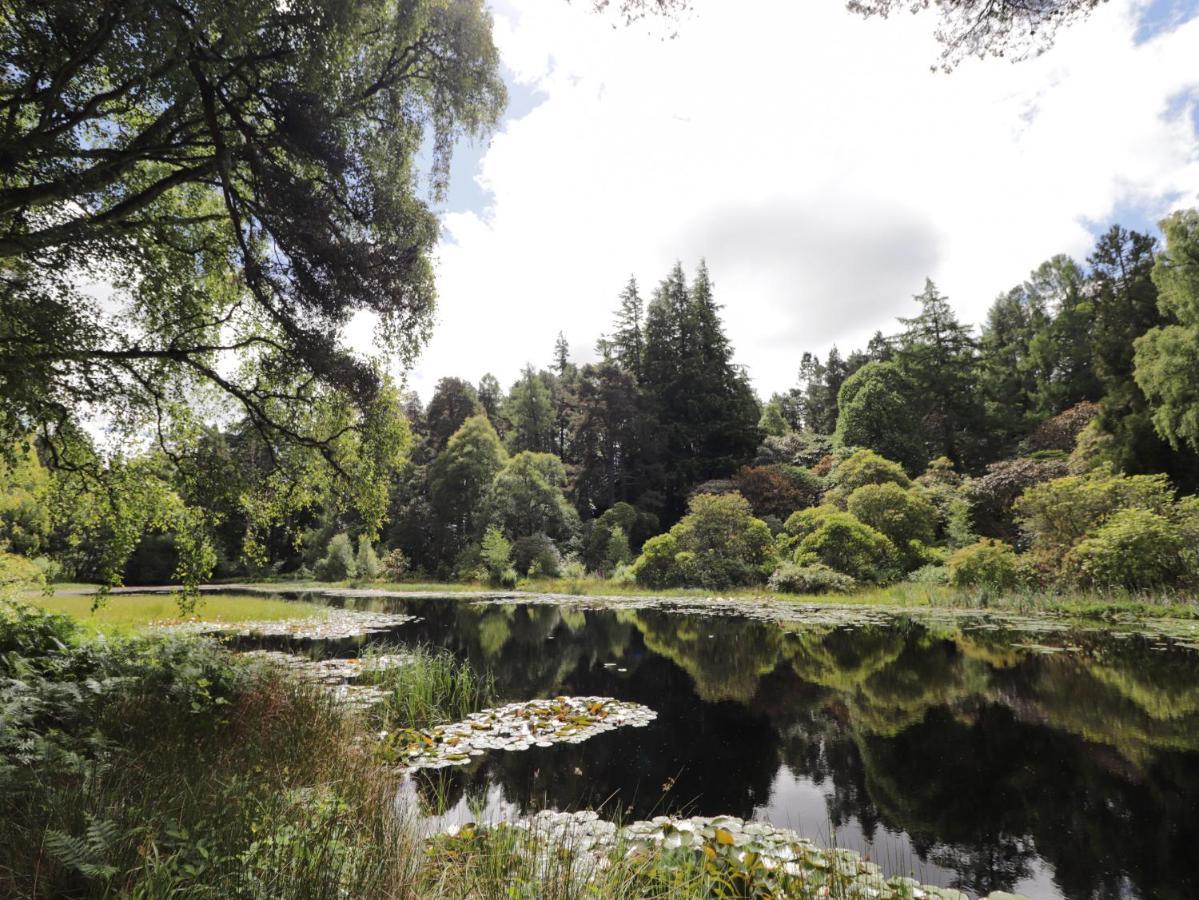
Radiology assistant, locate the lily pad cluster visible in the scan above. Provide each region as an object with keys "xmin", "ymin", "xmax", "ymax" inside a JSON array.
[
  {"xmin": 385, "ymin": 696, "xmax": 657, "ymax": 771},
  {"xmin": 442, "ymin": 810, "xmax": 1027, "ymax": 900},
  {"xmin": 239, "ymin": 649, "xmax": 413, "ymax": 709},
  {"xmin": 159, "ymin": 608, "xmax": 418, "ymax": 640}
]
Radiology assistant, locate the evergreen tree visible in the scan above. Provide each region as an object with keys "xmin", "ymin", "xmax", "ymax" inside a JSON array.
[
  {"xmin": 894, "ymin": 279, "xmax": 985, "ymax": 467},
  {"xmin": 476, "ymin": 373, "xmax": 507, "ymax": 436},
  {"xmin": 553, "ymin": 332, "xmax": 571, "ymax": 376},
  {"xmin": 1023, "ymin": 255, "xmax": 1102, "ymax": 416},
  {"xmin": 979, "ymin": 283, "xmax": 1051, "ymax": 451},
  {"xmin": 759, "ymin": 396, "xmax": 790, "ymax": 437},
  {"xmin": 426, "ymin": 377, "xmax": 483, "ymax": 453},
  {"xmin": 504, "ymin": 366, "xmax": 556, "ymax": 454}
]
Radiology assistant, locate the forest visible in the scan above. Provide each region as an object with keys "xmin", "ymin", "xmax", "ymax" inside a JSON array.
[{"xmin": 6, "ymin": 216, "xmax": 1199, "ymax": 603}]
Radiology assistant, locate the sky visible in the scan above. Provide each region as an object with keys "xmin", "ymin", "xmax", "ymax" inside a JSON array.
[{"xmin": 389, "ymin": 0, "xmax": 1199, "ymax": 402}]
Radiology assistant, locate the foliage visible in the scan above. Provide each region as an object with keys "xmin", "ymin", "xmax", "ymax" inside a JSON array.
[
  {"xmin": 833, "ymin": 362, "xmax": 927, "ymax": 473},
  {"xmin": 504, "ymin": 366, "xmax": 556, "ymax": 454},
  {"xmin": 780, "ymin": 506, "xmax": 897, "ymax": 583},
  {"xmin": 1063, "ymin": 509, "xmax": 1193, "ymax": 591},
  {"xmin": 429, "ymin": 415, "xmax": 507, "ymax": 561},
  {"xmin": 381, "ymin": 548, "xmax": 409, "ymax": 582},
  {"xmin": 846, "ymin": 483, "xmax": 936, "ymax": 564},
  {"xmin": 630, "ymin": 493, "xmax": 776, "ymax": 589},
  {"xmin": 487, "ymin": 452, "xmax": 579, "ymax": 545},
  {"xmin": 1015, "ymin": 469, "xmax": 1176, "ymax": 569},
  {"xmin": 1135, "ymin": 210, "xmax": 1199, "ymax": 455},
  {"xmin": 0, "ymin": 552, "xmax": 44, "ymax": 598},
  {"xmin": 480, "ymin": 527, "xmax": 514, "ymax": 587},
  {"xmin": 0, "ymin": 440, "xmax": 51, "ymax": 556},
  {"xmin": 733, "ymin": 464, "xmax": 823, "ymax": 520},
  {"xmin": 967, "ymin": 456, "xmax": 1068, "ymax": 541},
  {"xmin": 768, "ymin": 562, "xmax": 856, "ymax": 595},
  {"xmin": 827, "ymin": 448, "xmax": 912, "ymax": 504},
  {"xmin": 364, "ymin": 644, "xmax": 495, "ymax": 732},
  {"xmin": 1025, "ymin": 401, "xmax": 1101, "ymax": 453},
  {"xmin": 947, "ymin": 540, "xmax": 1021, "ymax": 591},
  {"xmin": 316, "ymin": 534, "xmax": 357, "ymax": 582},
  {"xmin": 356, "ymin": 537, "xmax": 381, "ymax": 581},
  {"xmin": 510, "ymin": 534, "xmax": 563, "ymax": 578}
]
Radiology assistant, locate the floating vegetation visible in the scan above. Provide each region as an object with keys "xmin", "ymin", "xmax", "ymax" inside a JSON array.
[
  {"xmin": 239, "ymin": 649, "xmax": 414, "ymax": 710},
  {"xmin": 436, "ymin": 811, "xmax": 1027, "ymax": 899},
  {"xmin": 158, "ymin": 608, "xmax": 418, "ymax": 640},
  {"xmin": 384, "ymin": 696, "xmax": 657, "ymax": 771},
  {"xmin": 239, "ymin": 649, "xmax": 412, "ymax": 683}
]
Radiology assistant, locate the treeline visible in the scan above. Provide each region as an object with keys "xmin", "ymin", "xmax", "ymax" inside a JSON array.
[{"xmin": 3, "ymin": 212, "xmax": 1199, "ymax": 593}]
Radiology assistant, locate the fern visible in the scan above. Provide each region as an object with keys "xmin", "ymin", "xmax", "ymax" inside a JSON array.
[{"xmin": 45, "ymin": 815, "xmax": 121, "ymax": 880}]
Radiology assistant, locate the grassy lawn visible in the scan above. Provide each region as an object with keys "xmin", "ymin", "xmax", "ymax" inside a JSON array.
[{"xmin": 17, "ymin": 591, "xmax": 329, "ymax": 634}]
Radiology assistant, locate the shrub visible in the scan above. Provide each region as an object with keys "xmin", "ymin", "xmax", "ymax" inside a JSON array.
[
  {"xmin": 906, "ymin": 563, "xmax": 949, "ymax": 585},
  {"xmin": 380, "ymin": 548, "xmax": 408, "ymax": 581},
  {"xmin": 480, "ymin": 526, "xmax": 513, "ymax": 586},
  {"xmin": 768, "ymin": 562, "xmax": 856, "ymax": 595},
  {"xmin": 630, "ymin": 493, "xmax": 777, "ymax": 589},
  {"xmin": 511, "ymin": 533, "xmax": 561, "ymax": 577},
  {"xmin": 781, "ymin": 507, "xmax": 897, "ymax": 583},
  {"xmin": 1063, "ymin": 509, "xmax": 1190, "ymax": 590},
  {"xmin": 629, "ymin": 533, "xmax": 679, "ymax": 588},
  {"xmin": 0, "ymin": 552, "xmax": 44, "ymax": 598},
  {"xmin": 846, "ymin": 483, "xmax": 936, "ymax": 564},
  {"xmin": 315, "ymin": 533, "xmax": 356, "ymax": 582},
  {"xmin": 1015, "ymin": 468, "xmax": 1176, "ymax": 568},
  {"xmin": 733, "ymin": 464, "xmax": 824, "ymax": 520},
  {"xmin": 966, "ymin": 456, "xmax": 1068, "ymax": 542},
  {"xmin": 604, "ymin": 526, "xmax": 631, "ymax": 571},
  {"xmin": 1024, "ymin": 401, "xmax": 1100, "ymax": 453},
  {"xmin": 827, "ymin": 449, "xmax": 912, "ymax": 506},
  {"xmin": 355, "ymin": 536, "xmax": 381, "ymax": 580},
  {"xmin": 946, "ymin": 539, "xmax": 1020, "ymax": 591}
]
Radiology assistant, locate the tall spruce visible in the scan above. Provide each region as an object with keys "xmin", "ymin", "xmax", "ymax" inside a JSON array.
[{"xmin": 894, "ymin": 279, "xmax": 985, "ymax": 467}]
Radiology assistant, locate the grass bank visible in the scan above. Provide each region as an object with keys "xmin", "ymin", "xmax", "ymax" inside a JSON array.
[{"xmin": 18, "ymin": 591, "xmax": 330, "ymax": 635}]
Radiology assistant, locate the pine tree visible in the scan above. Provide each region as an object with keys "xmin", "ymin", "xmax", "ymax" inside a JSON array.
[
  {"xmin": 503, "ymin": 366, "xmax": 556, "ymax": 454},
  {"xmin": 608, "ymin": 277, "xmax": 646, "ymax": 380},
  {"xmin": 894, "ymin": 279, "xmax": 985, "ymax": 467},
  {"xmin": 553, "ymin": 332, "xmax": 571, "ymax": 376}
]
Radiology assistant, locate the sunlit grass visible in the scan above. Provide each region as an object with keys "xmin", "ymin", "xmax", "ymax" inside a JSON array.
[{"xmin": 17, "ymin": 591, "xmax": 329, "ymax": 634}]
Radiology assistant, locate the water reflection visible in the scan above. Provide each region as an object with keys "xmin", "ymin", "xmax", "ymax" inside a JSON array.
[{"xmin": 239, "ymin": 592, "xmax": 1199, "ymax": 899}]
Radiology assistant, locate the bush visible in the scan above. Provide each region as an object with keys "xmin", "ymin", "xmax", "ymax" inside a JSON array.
[
  {"xmin": 629, "ymin": 533, "xmax": 679, "ymax": 588},
  {"xmin": 315, "ymin": 533, "xmax": 356, "ymax": 582},
  {"xmin": 966, "ymin": 456, "xmax": 1068, "ymax": 542},
  {"xmin": 906, "ymin": 563, "xmax": 949, "ymax": 585},
  {"xmin": 846, "ymin": 483, "xmax": 936, "ymax": 565},
  {"xmin": 827, "ymin": 449, "xmax": 911, "ymax": 505},
  {"xmin": 1063, "ymin": 509, "xmax": 1190, "ymax": 590},
  {"xmin": 380, "ymin": 548, "xmax": 408, "ymax": 581},
  {"xmin": 1015, "ymin": 468, "xmax": 1176, "ymax": 568},
  {"xmin": 629, "ymin": 493, "xmax": 778, "ymax": 589},
  {"xmin": 603, "ymin": 526, "xmax": 631, "ymax": 572},
  {"xmin": 768, "ymin": 562, "xmax": 856, "ymax": 595},
  {"xmin": 0, "ymin": 552, "xmax": 44, "ymax": 598},
  {"xmin": 781, "ymin": 506, "xmax": 897, "ymax": 583},
  {"xmin": 732, "ymin": 464, "xmax": 824, "ymax": 520},
  {"xmin": 355, "ymin": 536, "xmax": 381, "ymax": 580},
  {"xmin": 480, "ymin": 526, "xmax": 513, "ymax": 586},
  {"xmin": 511, "ymin": 533, "xmax": 561, "ymax": 577},
  {"xmin": 946, "ymin": 539, "xmax": 1021, "ymax": 591}
]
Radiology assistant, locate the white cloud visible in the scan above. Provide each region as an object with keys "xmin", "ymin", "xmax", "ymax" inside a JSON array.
[{"xmin": 405, "ymin": 0, "xmax": 1199, "ymax": 400}]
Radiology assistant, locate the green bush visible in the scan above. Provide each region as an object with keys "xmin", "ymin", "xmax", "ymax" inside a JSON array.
[
  {"xmin": 0, "ymin": 552, "xmax": 44, "ymax": 598},
  {"xmin": 629, "ymin": 533, "xmax": 679, "ymax": 588},
  {"xmin": 827, "ymin": 448, "xmax": 912, "ymax": 505},
  {"xmin": 1015, "ymin": 468, "xmax": 1175, "ymax": 567},
  {"xmin": 779, "ymin": 506, "xmax": 895, "ymax": 583},
  {"xmin": 480, "ymin": 526, "xmax": 513, "ymax": 586},
  {"xmin": 906, "ymin": 563, "xmax": 949, "ymax": 585},
  {"xmin": 380, "ymin": 547, "xmax": 408, "ymax": 581},
  {"xmin": 1063, "ymin": 509, "xmax": 1191, "ymax": 590},
  {"xmin": 355, "ymin": 536, "xmax": 381, "ymax": 580},
  {"xmin": 603, "ymin": 526, "xmax": 632, "ymax": 572},
  {"xmin": 768, "ymin": 562, "xmax": 856, "ymax": 595},
  {"xmin": 630, "ymin": 493, "xmax": 777, "ymax": 589},
  {"xmin": 511, "ymin": 533, "xmax": 561, "ymax": 577},
  {"xmin": 846, "ymin": 483, "xmax": 936, "ymax": 566},
  {"xmin": 315, "ymin": 533, "xmax": 356, "ymax": 582},
  {"xmin": 946, "ymin": 539, "xmax": 1021, "ymax": 591}
]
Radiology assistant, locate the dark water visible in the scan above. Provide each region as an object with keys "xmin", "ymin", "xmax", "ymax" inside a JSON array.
[{"xmin": 230, "ymin": 592, "xmax": 1199, "ymax": 900}]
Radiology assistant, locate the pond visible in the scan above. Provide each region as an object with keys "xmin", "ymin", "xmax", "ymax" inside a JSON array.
[{"xmin": 216, "ymin": 589, "xmax": 1199, "ymax": 899}]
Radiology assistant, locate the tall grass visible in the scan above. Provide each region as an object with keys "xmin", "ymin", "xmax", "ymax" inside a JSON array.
[{"xmin": 364, "ymin": 643, "xmax": 497, "ymax": 731}]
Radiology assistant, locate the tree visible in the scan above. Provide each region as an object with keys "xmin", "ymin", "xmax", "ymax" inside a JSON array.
[
  {"xmin": 569, "ymin": 361, "xmax": 657, "ymax": 514},
  {"xmin": 846, "ymin": 0, "xmax": 1106, "ymax": 70},
  {"xmin": 429, "ymin": 415, "xmax": 507, "ymax": 560},
  {"xmin": 0, "ymin": 0, "xmax": 503, "ymax": 589},
  {"xmin": 2, "ymin": 0, "xmax": 503, "ymax": 453},
  {"xmin": 504, "ymin": 366, "xmax": 556, "ymax": 454},
  {"xmin": 1023, "ymin": 256, "xmax": 1101, "ymax": 416},
  {"xmin": 553, "ymin": 333, "xmax": 572, "ymax": 376},
  {"xmin": 486, "ymin": 452, "xmax": 579, "ymax": 544},
  {"xmin": 1135, "ymin": 210, "xmax": 1199, "ymax": 455},
  {"xmin": 979, "ymin": 283, "xmax": 1050, "ymax": 451},
  {"xmin": 834, "ymin": 362, "xmax": 927, "ymax": 473},
  {"xmin": 477, "ymin": 374, "xmax": 506, "ymax": 434},
  {"xmin": 759, "ymin": 397, "xmax": 790, "ymax": 437},
  {"xmin": 604, "ymin": 277, "xmax": 646, "ymax": 379},
  {"xmin": 426, "ymin": 378, "xmax": 484, "ymax": 453},
  {"xmin": 894, "ymin": 279, "xmax": 986, "ymax": 468}
]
